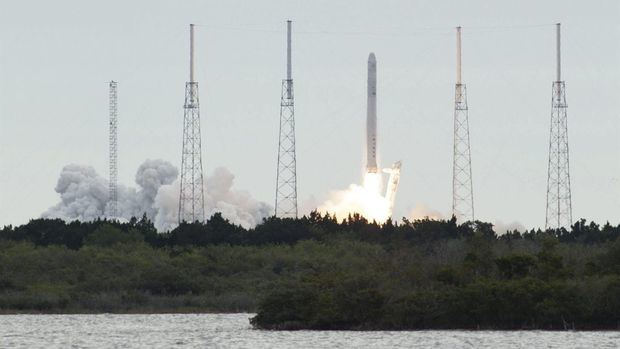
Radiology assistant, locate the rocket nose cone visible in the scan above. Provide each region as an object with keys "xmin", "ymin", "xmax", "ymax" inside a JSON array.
[{"xmin": 368, "ymin": 52, "xmax": 376, "ymax": 62}]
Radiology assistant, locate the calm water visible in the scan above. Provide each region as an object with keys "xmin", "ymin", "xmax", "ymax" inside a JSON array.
[{"xmin": 0, "ymin": 313, "xmax": 618, "ymax": 348}]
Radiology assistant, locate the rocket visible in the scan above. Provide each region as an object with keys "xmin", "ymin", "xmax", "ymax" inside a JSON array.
[{"xmin": 366, "ymin": 53, "xmax": 378, "ymax": 173}]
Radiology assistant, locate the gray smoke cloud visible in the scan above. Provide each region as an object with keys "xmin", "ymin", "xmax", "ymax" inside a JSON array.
[
  {"xmin": 43, "ymin": 159, "xmax": 272, "ymax": 231},
  {"xmin": 44, "ymin": 164, "xmax": 109, "ymax": 221},
  {"xmin": 205, "ymin": 167, "xmax": 272, "ymax": 228},
  {"xmin": 132, "ymin": 159, "xmax": 179, "ymax": 219}
]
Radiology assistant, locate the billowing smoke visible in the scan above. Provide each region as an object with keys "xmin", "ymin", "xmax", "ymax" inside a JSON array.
[
  {"xmin": 133, "ymin": 159, "xmax": 179, "ymax": 219},
  {"xmin": 317, "ymin": 173, "xmax": 392, "ymax": 223},
  {"xmin": 43, "ymin": 160, "xmax": 271, "ymax": 231},
  {"xmin": 152, "ymin": 167, "xmax": 272, "ymax": 231},
  {"xmin": 44, "ymin": 164, "xmax": 110, "ymax": 222},
  {"xmin": 43, "ymin": 159, "xmax": 177, "ymax": 223},
  {"xmin": 205, "ymin": 167, "xmax": 272, "ymax": 228}
]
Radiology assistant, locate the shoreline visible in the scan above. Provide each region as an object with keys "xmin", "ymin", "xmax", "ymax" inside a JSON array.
[
  {"xmin": 0, "ymin": 311, "xmax": 617, "ymax": 331},
  {"xmin": 0, "ymin": 309, "xmax": 254, "ymax": 315}
]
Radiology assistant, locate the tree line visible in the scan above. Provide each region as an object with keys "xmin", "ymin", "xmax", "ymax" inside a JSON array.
[
  {"xmin": 0, "ymin": 213, "xmax": 618, "ymax": 330},
  {"xmin": 2, "ymin": 212, "xmax": 619, "ymax": 249}
]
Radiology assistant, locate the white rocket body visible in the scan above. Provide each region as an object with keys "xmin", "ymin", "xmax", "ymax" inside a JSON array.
[{"xmin": 366, "ymin": 53, "xmax": 378, "ymax": 173}]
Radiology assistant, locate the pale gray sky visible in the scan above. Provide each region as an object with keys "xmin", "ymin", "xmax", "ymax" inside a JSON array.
[{"xmin": 1, "ymin": 0, "xmax": 619, "ymax": 229}]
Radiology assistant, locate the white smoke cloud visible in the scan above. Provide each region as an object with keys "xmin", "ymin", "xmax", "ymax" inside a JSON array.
[
  {"xmin": 299, "ymin": 195, "xmax": 319, "ymax": 216},
  {"xmin": 152, "ymin": 167, "xmax": 272, "ymax": 231},
  {"xmin": 43, "ymin": 160, "xmax": 271, "ymax": 231},
  {"xmin": 44, "ymin": 164, "xmax": 109, "ymax": 221},
  {"xmin": 406, "ymin": 205, "xmax": 526, "ymax": 234},
  {"xmin": 408, "ymin": 204, "xmax": 444, "ymax": 221},
  {"xmin": 134, "ymin": 159, "xmax": 179, "ymax": 215},
  {"xmin": 492, "ymin": 220, "xmax": 526, "ymax": 235},
  {"xmin": 205, "ymin": 167, "xmax": 272, "ymax": 228}
]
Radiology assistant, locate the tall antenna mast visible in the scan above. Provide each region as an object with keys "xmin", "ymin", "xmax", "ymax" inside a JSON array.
[
  {"xmin": 108, "ymin": 81, "xmax": 118, "ymax": 218},
  {"xmin": 456, "ymin": 26, "xmax": 462, "ymax": 85},
  {"xmin": 179, "ymin": 24, "xmax": 206, "ymax": 223},
  {"xmin": 287, "ymin": 19, "xmax": 292, "ymax": 83},
  {"xmin": 275, "ymin": 20, "xmax": 298, "ymax": 218},
  {"xmin": 452, "ymin": 26, "xmax": 474, "ymax": 222},
  {"xmin": 556, "ymin": 22, "xmax": 561, "ymax": 82},
  {"xmin": 545, "ymin": 23, "xmax": 572, "ymax": 230},
  {"xmin": 190, "ymin": 22, "xmax": 195, "ymax": 83}
]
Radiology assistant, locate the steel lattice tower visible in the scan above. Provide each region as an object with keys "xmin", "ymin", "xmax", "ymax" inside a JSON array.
[
  {"xmin": 178, "ymin": 24, "xmax": 206, "ymax": 223},
  {"xmin": 275, "ymin": 20, "xmax": 298, "ymax": 218},
  {"xmin": 545, "ymin": 23, "xmax": 572, "ymax": 230},
  {"xmin": 108, "ymin": 81, "xmax": 118, "ymax": 218},
  {"xmin": 452, "ymin": 27, "xmax": 474, "ymax": 222}
]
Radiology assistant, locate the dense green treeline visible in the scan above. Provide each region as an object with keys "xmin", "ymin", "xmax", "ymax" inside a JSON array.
[
  {"xmin": 251, "ymin": 236, "xmax": 620, "ymax": 330},
  {"xmin": 0, "ymin": 213, "xmax": 619, "ymax": 330},
  {"xmin": 2, "ymin": 212, "xmax": 619, "ymax": 249}
]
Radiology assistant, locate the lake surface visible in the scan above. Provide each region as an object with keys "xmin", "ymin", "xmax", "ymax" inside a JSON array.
[{"xmin": 0, "ymin": 313, "xmax": 618, "ymax": 348}]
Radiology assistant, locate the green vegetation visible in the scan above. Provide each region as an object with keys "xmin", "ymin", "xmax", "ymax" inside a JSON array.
[{"xmin": 1, "ymin": 213, "xmax": 619, "ymax": 330}]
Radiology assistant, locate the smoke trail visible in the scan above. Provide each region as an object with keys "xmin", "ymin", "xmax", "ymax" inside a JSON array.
[{"xmin": 43, "ymin": 160, "xmax": 271, "ymax": 231}]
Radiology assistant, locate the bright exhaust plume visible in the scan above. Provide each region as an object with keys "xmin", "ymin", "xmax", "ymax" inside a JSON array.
[{"xmin": 318, "ymin": 172, "xmax": 392, "ymax": 223}]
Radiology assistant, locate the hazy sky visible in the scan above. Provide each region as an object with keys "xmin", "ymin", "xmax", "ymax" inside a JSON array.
[{"xmin": 1, "ymin": 0, "xmax": 619, "ymax": 229}]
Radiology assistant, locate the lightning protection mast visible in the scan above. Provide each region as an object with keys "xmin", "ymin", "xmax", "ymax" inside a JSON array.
[
  {"xmin": 178, "ymin": 24, "xmax": 206, "ymax": 224},
  {"xmin": 452, "ymin": 26, "xmax": 475, "ymax": 222},
  {"xmin": 275, "ymin": 20, "xmax": 298, "ymax": 218},
  {"xmin": 108, "ymin": 81, "xmax": 118, "ymax": 219},
  {"xmin": 545, "ymin": 23, "xmax": 572, "ymax": 230}
]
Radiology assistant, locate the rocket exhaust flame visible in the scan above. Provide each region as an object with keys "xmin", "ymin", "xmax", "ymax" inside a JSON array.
[
  {"xmin": 318, "ymin": 172, "xmax": 391, "ymax": 223},
  {"xmin": 317, "ymin": 166, "xmax": 400, "ymax": 224}
]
